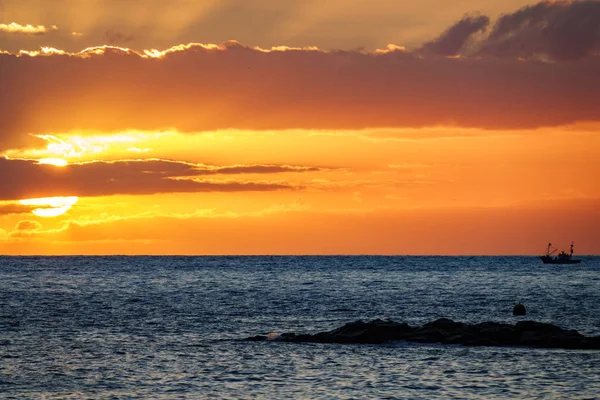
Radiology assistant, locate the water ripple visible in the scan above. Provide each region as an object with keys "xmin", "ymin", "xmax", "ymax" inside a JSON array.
[{"xmin": 1, "ymin": 256, "xmax": 599, "ymax": 398}]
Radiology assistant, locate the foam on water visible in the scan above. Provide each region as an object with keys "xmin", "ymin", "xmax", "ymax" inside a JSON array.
[{"xmin": 1, "ymin": 256, "xmax": 599, "ymax": 398}]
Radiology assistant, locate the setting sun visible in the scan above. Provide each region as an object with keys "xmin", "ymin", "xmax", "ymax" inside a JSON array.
[{"xmin": 38, "ymin": 158, "xmax": 68, "ymax": 167}]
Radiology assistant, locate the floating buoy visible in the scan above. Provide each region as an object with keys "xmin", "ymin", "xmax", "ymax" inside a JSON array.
[{"xmin": 513, "ymin": 303, "xmax": 526, "ymax": 316}]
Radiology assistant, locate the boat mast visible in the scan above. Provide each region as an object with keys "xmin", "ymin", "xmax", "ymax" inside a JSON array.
[
  {"xmin": 570, "ymin": 242, "xmax": 574, "ymax": 257},
  {"xmin": 546, "ymin": 242, "xmax": 557, "ymax": 256}
]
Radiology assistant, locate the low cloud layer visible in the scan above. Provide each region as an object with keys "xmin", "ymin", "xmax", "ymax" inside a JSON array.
[
  {"xmin": 0, "ymin": 1, "xmax": 598, "ymax": 151},
  {"xmin": 0, "ymin": 41, "xmax": 598, "ymax": 150},
  {"xmin": 0, "ymin": 22, "xmax": 57, "ymax": 35},
  {"xmin": 5, "ymin": 198, "xmax": 600, "ymax": 255},
  {"xmin": 0, "ymin": 159, "xmax": 312, "ymax": 200}
]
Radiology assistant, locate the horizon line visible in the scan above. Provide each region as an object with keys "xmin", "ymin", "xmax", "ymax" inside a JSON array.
[{"xmin": 0, "ymin": 254, "xmax": 598, "ymax": 257}]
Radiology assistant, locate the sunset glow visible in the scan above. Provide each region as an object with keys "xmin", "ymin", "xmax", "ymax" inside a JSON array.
[
  {"xmin": 18, "ymin": 197, "xmax": 79, "ymax": 218},
  {"xmin": 38, "ymin": 158, "xmax": 68, "ymax": 167},
  {"xmin": 1, "ymin": 0, "xmax": 599, "ymax": 254}
]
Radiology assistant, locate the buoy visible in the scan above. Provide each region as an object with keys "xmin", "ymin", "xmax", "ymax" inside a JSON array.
[{"xmin": 513, "ymin": 303, "xmax": 526, "ymax": 316}]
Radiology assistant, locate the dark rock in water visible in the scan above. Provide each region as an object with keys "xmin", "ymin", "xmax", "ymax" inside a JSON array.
[
  {"xmin": 423, "ymin": 318, "xmax": 467, "ymax": 331},
  {"xmin": 406, "ymin": 317, "xmax": 468, "ymax": 343},
  {"xmin": 443, "ymin": 333, "xmax": 476, "ymax": 345},
  {"xmin": 279, "ymin": 332, "xmax": 296, "ymax": 340},
  {"xmin": 476, "ymin": 326, "xmax": 520, "ymax": 346},
  {"xmin": 298, "ymin": 319, "xmax": 413, "ymax": 344},
  {"xmin": 243, "ymin": 318, "xmax": 600, "ymax": 350},
  {"xmin": 513, "ymin": 303, "xmax": 526, "ymax": 316},
  {"xmin": 246, "ymin": 335, "xmax": 268, "ymax": 342},
  {"xmin": 515, "ymin": 320, "xmax": 560, "ymax": 332}
]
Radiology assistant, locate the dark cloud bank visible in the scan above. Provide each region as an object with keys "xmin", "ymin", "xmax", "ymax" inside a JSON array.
[
  {"xmin": 0, "ymin": 0, "xmax": 599, "ymax": 151},
  {"xmin": 422, "ymin": 0, "xmax": 600, "ymax": 60},
  {"xmin": 0, "ymin": 159, "xmax": 314, "ymax": 200}
]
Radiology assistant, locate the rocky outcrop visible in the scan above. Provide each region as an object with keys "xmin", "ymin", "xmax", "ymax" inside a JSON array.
[{"xmin": 244, "ymin": 318, "xmax": 600, "ymax": 350}]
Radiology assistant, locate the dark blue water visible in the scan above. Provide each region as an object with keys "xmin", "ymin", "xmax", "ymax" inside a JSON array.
[{"xmin": 1, "ymin": 256, "xmax": 599, "ymax": 399}]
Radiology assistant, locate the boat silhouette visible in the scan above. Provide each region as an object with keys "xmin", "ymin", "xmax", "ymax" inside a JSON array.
[{"xmin": 540, "ymin": 242, "xmax": 581, "ymax": 264}]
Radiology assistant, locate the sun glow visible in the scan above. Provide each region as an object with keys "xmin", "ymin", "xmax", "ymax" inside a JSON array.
[
  {"xmin": 2, "ymin": 131, "xmax": 172, "ymax": 162},
  {"xmin": 38, "ymin": 158, "xmax": 68, "ymax": 167},
  {"xmin": 19, "ymin": 196, "xmax": 79, "ymax": 217}
]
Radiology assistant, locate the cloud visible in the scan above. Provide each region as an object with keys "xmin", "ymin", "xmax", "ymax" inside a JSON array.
[
  {"xmin": 0, "ymin": 1, "xmax": 450, "ymax": 54},
  {"xmin": 417, "ymin": 0, "xmax": 600, "ymax": 61},
  {"xmin": 0, "ymin": 202, "xmax": 35, "ymax": 215},
  {"xmin": 388, "ymin": 163, "xmax": 437, "ymax": 169},
  {"xmin": 0, "ymin": 199, "xmax": 79, "ymax": 216},
  {"xmin": 0, "ymin": 158, "xmax": 316, "ymax": 200},
  {"xmin": 210, "ymin": 164, "xmax": 322, "ymax": 174},
  {"xmin": 9, "ymin": 219, "xmax": 44, "ymax": 238},
  {"xmin": 14, "ymin": 220, "xmax": 42, "ymax": 231},
  {"xmin": 418, "ymin": 1, "xmax": 600, "ymax": 60},
  {"xmin": 474, "ymin": 0, "xmax": 600, "ymax": 61},
  {"xmin": 104, "ymin": 29, "xmax": 134, "ymax": 45},
  {"xmin": 420, "ymin": 13, "xmax": 490, "ymax": 56},
  {"xmin": 5, "ymin": 198, "xmax": 599, "ymax": 255},
  {"xmin": 0, "ymin": 22, "xmax": 57, "ymax": 35},
  {"xmin": 9, "ymin": 220, "xmax": 51, "ymax": 238},
  {"xmin": 3, "ymin": 199, "xmax": 313, "ymax": 240},
  {"xmin": 0, "ymin": 40, "xmax": 598, "ymax": 151}
]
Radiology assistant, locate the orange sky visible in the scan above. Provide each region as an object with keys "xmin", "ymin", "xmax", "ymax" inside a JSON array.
[
  {"xmin": 0, "ymin": 0, "xmax": 539, "ymax": 52},
  {"xmin": 1, "ymin": 0, "xmax": 599, "ymax": 254}
]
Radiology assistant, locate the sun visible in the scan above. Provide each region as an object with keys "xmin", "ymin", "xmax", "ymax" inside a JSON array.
[
  {"xmin": 38, "ymin": 158, "xmax": 68, "ymax": 167},
  {"xmin": 19, "ymin": 196, "xmax": 79, "ymax": 217}
]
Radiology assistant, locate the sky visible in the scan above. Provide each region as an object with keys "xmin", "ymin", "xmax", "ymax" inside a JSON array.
[{"xmin": 0, "ymin": 0, "xmax": 599, "ymax": 255}]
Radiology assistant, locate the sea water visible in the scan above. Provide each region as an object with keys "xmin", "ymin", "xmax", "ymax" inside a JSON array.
[{"xmin": 1, "ymin": 256, "xmax": 599, "ymax": 399}]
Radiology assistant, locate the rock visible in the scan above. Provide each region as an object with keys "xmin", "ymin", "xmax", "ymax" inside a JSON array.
[
  {"xmin": 422, "ymin": 318, "xmax": 467, "ymax": 332},
  {"xmin": 327, "ymin": 320, "xmax": 370, "ymax": 341},
  {"xmin": 587, "ymin": 336, "xmax": 600, "ymax": 350},
  {"xmin": 515, "ymin": 320, "xmax": 563, "ymax": 333},
  {"xmin": 280, "ymin": 332, "xmax": 296, "ymax": 340},
  {"xmin": 357, "ymin": 320, "xmax": 413, "ymax": 344},
  {"xmin": 513, "ymin": 303, "xmax": 526, "ymax": 316},
  {"xmin": 442, "ymin": 333, "xmax": 476, "ymax": 345},
  {"xmin": 290, "ymin": 334, "xmax": 316, "ymax": 343},
  {"xmin": 317, "ymin": 319, "xmax": 413, "ymax": 344},
  {"xmin": 515, "ymin": 321, "xmax": 577, "ymax": 347},
  {"xmin": 245, "ymin": 335, "xmax": 267, "ymax": 342},
  {"xmin": 404, "ymin": 318, "xmax": 468, "ymax": 344},
  {"xmin": 473, "ymin": 321, "xmax": 513, "ymax": 331},
  {"xmin": 243, "ymin": 318, "xmax": 600, "ymax": 350},
  {"xmin": 478, "ymin": 326, "xmax": 521, "ymax": 346},
  {"xmin": 406, "ymin": 328, "xmax": 451, "ymax": 343}
]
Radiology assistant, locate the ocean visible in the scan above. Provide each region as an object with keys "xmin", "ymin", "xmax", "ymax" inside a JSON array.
[{"xmin": 1, "ymin": 256, "xmax": 599, "ymax": 399}]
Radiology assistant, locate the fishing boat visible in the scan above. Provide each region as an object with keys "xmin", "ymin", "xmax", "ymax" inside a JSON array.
[{"xmin": 540, "ymin": 242, "xmax": 581, "ymax": 264}]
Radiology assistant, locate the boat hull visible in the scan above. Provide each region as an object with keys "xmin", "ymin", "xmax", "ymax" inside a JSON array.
[{"xmin": 540, "ymin": 256, "xmax": 581, "ymax": 264}]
